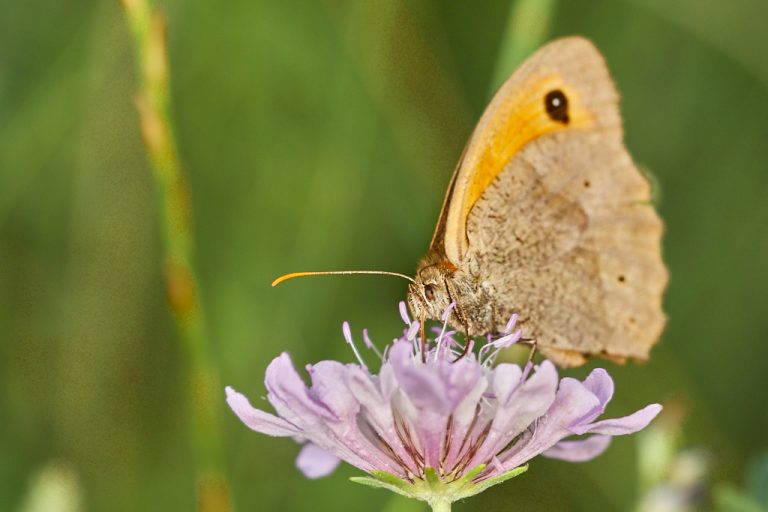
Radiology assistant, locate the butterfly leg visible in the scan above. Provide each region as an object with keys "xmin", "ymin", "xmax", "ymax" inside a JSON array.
[
  {"xmin": 420, "ymin": 309, "xmax": 427, "ymax": 362},
  {"xmin": 525, "ymin": 337, "xmax": 538, "ymax": 366},
  {"xmin": 452, "ymin": 322, "xmax": 472, "ymax": 362}
]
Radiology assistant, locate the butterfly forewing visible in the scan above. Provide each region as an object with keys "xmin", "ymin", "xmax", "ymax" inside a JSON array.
[{"xmin": 424, "ymin": 37, "xmax": 667, "ymax": 367}]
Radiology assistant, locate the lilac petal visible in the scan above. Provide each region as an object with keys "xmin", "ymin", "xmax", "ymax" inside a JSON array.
[
  {"xmin": 464, "ymin": 361, "xmax": 558, "ymax": 471},
  {"xmin": 390, "ymin": 341, "xmax": 482, "ymax": 412},
  {"xmin": 285, "ymin": 360, "xmax": 403, "ymax": 476},
  {"xmin": 442, "ymin": 376, "xmax": 489, "ymax": 468},
  {"xmin": 504, "ymin": 360, "xmax": 558, "ymax": 410},
  {"xmin": 265, "ymin": 353, "xmax": 336, "ymax": 424},
  {"xmin": 347, "ymin": 367, "xmax": 395, "ymax": 439},
  {"xmin": 572, "ymin": 403, "xmax": 662, "ymax": 436},
  {"xmin": 497, "ymin": 376, "xmax": 600, "ymax": 471},
  {"xmin": 583, "ymin": 369, "xmax": 614, "ymax": 407},
  {"xmin": 225, "ymin": 387, "xmax": 299, "ymax": 436},
  {"xmin": 347, "ymin": 366, "xmax": 384, "ymax": 407},
  {"xmin": 347, "ymin": 366, "xmax": 419, "ymax": 474},
  {"xmin": 451, "ymin": 375, "xmax": 489, "ymax": 430},
  {"xmin": 542, "ymin": 435, "xmax": 611, "ymax": 462},
  {"xmin": 492, "ymin": 363, "xmax": 523, "ymax": 404},
  {"xmin": 568, "ymin": 368, "xmax": 615, "ymax": 427},
  {"xmin": 441, "ymin": 358, "xmax": 483, "ymax": 409},
  {"xmin": 295, "ymin": 442, "xmax": 341, "ymax": 479},
  {"xmin": 389, "ymin": 341, "xmax": 483, "ymax": 469},
  {"xmin": 309, "ymin": 361, "xmax": 359, "ymax": 418},
  {"xmin": 542, "ymin": 377, "xmax": 601, "ymax": 428},
  {"xmin": 388, "ymin": 341, "xmax": 448, "ymax": 410}
]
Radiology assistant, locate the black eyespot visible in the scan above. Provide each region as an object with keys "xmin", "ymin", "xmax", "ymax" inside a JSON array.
[
  {"xmin": 424, "ymin": 284, "xmax": 436, "ymax": 302},
  {"xmin": 545, "ymin": 89, "xmax": 569, "ymax": 124}
]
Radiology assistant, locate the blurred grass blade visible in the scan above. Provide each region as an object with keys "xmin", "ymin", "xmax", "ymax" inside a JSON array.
[
  {"xmin": 119, "ymin": 1, "xmax": 232, "ymax": 510},
  {"xmin": 490, "ymin": 0, "xmax": 557, "ymax": 93}
]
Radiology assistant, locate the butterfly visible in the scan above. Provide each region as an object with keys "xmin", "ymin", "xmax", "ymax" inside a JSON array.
[{"xmin": 274, "ymin": 37, "xmax": 668, "ymax": 368}]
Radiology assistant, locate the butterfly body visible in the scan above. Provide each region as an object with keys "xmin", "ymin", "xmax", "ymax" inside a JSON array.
[{"xmin": 406, "ymin": 37, "xmax": 667, "ymax": 367}]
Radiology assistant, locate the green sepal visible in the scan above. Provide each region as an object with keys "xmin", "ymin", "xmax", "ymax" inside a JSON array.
[
  {"xmin": 369, "ymin": 470, "xmax": 413, "ymax": 491},
  {"xmin": 350, "ymin": 476, "xmax": 411, "ymax": 498},
  {"xmin": 462, "ymin": 465, "xmax": 528, "ymax": 499},
  {"xmin": 453, "ymin": 464, "xmax": 486, "ymax": 487},
  {"xmin": 350, "ymin": 464, "xmax": 529, "ymax": 506},
  {"xmin": 447, "ymin": 464, "xmax": 486, "ymax": 495}
]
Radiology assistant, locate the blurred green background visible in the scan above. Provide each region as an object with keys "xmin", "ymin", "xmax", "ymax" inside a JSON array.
[{"xmin": 2, "ymin": 0, "xmax": 767, "ymax": 510}]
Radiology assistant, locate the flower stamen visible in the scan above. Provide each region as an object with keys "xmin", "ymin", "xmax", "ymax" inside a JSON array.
[
  {"xmin": 342, "ymin": 321, "xmax": 367, "ymax": 370},
  {"xmin": 434, "ymin": 302, "xmax": 456, "ymax": 361},
  {"xmin": 362, "ymin": 328, "xmax": 384, "ymax": 361}
]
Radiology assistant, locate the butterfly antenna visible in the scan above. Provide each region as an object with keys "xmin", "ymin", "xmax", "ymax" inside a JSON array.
[{"xmin": 272, "ymin": 270, "xmax": 415, "ymax": 287}]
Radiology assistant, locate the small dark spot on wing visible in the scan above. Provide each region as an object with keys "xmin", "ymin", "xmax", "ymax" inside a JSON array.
[{"xmin": 545, "ymin": 89, "xmax": 570, "ymax": 124}]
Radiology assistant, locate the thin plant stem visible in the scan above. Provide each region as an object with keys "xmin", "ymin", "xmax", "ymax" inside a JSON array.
[
  {"xmin": 430, "ymin": 500, "xmax": 451, "ymax": 512},
  {"xmin": 490, "ymin": 0, "xmax": 557, "ymax": 93},
  {"xmin": 120, "ymin": 1, "xmax": 232, "ymax": 510}
]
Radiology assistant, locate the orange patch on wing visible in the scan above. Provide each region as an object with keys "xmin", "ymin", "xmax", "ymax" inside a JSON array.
[{"xmin": 459, "ymin": 75, "xmax": 594, "ymax": 228}]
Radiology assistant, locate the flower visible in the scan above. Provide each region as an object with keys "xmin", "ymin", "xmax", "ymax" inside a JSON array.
[{"xmin": 226, "ymin": 303, "xmax": 662, "ymax": 511}]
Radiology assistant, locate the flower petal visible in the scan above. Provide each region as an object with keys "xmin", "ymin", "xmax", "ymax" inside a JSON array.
[
  {"xmin": 295, "ymin": 443, "xmax": 341, "ymax": 479},
  {"xmin": 389, "ymin": 341, "xmax": 448, "ymax": 408},
  {"xmin": 225, "ymin": 387, "xmax": 300, "ymax": 436},
  {"xmin": 497, "ymin": 375, "xmax": 600, "ymax": 470},
  {"xmin": 572, "ymin": 403, "xmax": 663, "ymax": 436},
  {"xmin": 347, "ymin": 365, "xmax": 419, "ymax": 474},
  {"xmin": 388, "ymin": 341, "xmax": 448, "ymax": 410},
  {"xmin": 542, "ymin": 435, "xmax": 611, "ymax": 462},
  {"xmin": 309, "ymin": 361, "xmax": 359, "ymax": 418},
  {"xmin": 464, "ymin": 361, "xmax": 558, "ymax": 471},
  {"xmin": 568, "ymin": 368, "xmax": 615, "ymax": 427},
  {"xmin": 265, "ymin": 353, "xmax": 335, "ymax": 424},
  {"xmin": 261, "ymin": 354, "xmax": 397, "ymax": 474},
  {"xmin": 389, "ymin": 341, "xmax": 482, "ymax": 413},
  {"xmin": 491, "ymin": 363, "xmax": 523, "ymax": 403},
  {"xmin": 583, "ymin": 369, "xmax": 614, "ymax": 407}
]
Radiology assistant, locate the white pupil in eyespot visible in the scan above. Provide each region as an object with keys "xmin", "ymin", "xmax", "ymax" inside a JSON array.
[{"xmin": 551, "ymin": 97, "xmax": 561, "ymax": 107}]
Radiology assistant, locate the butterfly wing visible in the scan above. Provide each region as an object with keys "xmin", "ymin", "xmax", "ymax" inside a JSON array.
[{"xmin": 431, "ymin": 37, "xmax": 667, "ymax": 366}]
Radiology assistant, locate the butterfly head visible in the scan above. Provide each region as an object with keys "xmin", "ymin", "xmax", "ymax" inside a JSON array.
[{"xmin": 407, "ymin": 259, "xmax": 463, "ymax": 329}]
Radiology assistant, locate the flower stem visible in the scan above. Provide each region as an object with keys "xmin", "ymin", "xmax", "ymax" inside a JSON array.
[
  {"xmin": 430, "ymin": 500, "xmax": 451, "ymax": 512},
  {"xmin": 119, "ymin": 1, "xmax": 231, "ymax": 510}
]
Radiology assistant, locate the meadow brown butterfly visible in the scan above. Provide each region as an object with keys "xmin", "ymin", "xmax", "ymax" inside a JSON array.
[{"xmin": 274, "ymin": 37, "xmax": 668, "ymax": 368}]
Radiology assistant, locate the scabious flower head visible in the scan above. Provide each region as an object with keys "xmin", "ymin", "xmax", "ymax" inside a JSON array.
[{"xmin": 226, "ymin": 302, "xmax": 661, "ymax": 510}]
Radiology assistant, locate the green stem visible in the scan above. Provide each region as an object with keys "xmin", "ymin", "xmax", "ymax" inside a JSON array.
[
  {"xmin": 490, "ymin": 0, "xmax": 557, "ymax": 93},
  {"xmin": 120, "ymin": 1, "xmax": 232, "ymax": 510},
  {"xmin": 430, "ymin": 500, "xmax": 451, "ymax": 512}
]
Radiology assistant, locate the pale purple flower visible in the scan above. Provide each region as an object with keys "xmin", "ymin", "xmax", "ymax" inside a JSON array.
[{"xmin": 226, "ymin": 303, "xmax": 661, "ymax": 510}]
